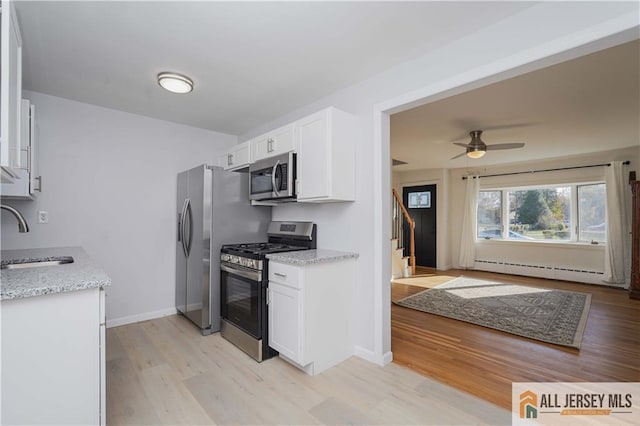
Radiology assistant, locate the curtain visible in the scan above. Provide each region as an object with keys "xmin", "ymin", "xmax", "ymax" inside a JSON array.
[
  {"xmin": 459, "ymin": 176, "xmax": 479, "ymax": 268},
  {"xmin": 604, "ymin": 161, "xmax": 630, "ymax": 286}
]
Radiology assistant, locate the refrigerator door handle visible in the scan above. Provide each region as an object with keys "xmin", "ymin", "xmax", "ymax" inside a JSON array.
[
  {"xmin": 180, "ymin": 198, "xmax": 189, "ymax": 257},
  {"xmin": 184, "ymin": 199, "xmax": 193, "ymax": 256}
]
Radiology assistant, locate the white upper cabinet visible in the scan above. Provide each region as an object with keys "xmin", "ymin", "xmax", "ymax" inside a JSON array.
[
  {"xmin": 1, "ymin": 99, "xmax": 40, "ymax": 199},
  {"xmin": 251, "ymin": 124, "xmax": 295, "ymax": 161},
  {"xmin": 1, "ymin": 0, "xmax": 23, "ymax": 173},
  {"xmin": 217, "ymin": 141, "xmax": 251, "ymax": 171},
  {"xmin": 295, "ymin": 107, "xmax": 356, "ymax": 202}
]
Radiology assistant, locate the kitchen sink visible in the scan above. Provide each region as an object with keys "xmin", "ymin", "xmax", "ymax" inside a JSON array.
[{"xmin": 1, "ymin": 256, "xmax": 74, "ymax": 270}]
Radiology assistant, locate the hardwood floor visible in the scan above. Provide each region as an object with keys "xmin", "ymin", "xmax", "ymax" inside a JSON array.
[
  {"xmin": 107, "ymin": 314, "xmax": 510, "ymax": 425},
  {"xmin": 392, "ymin": 269, "xmax": 640, "ymax": 410}
]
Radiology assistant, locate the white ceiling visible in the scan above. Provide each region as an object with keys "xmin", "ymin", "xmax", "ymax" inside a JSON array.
[
  {"xmin": 15, "ymin": 1, "xmax": 533, "ymax": 136},
  {"xmin": 390, "ymin": 40, "xmax": 640, "ymax": 171},
  {"xmin": 14, "ymin": 2, "xmax": 639, "ymax": 166}
]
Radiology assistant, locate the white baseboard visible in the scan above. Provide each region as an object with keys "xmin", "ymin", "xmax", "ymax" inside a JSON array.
[
  {"xmin": 107, "ymin": 307, "xmax": 177, "ymax": 328},
  {"xmin": 354, "ymin": 346, "xmax": 393, "ymax": 366}
]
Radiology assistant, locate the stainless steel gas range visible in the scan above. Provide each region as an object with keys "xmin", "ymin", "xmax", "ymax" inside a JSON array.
[{"xmin": 219, "ymin": 221, "xmax": 317, "ymax": 362}]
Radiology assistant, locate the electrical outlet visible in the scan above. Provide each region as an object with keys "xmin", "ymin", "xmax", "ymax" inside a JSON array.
[{"xmin": 38, "ymin": 211, "xmax": 49, "ymax": 224}]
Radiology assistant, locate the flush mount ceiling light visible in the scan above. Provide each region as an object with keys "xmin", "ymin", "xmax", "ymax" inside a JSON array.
[{"xmin": 157, "ymin": 72, "xmax": 193, "ymax": 94}]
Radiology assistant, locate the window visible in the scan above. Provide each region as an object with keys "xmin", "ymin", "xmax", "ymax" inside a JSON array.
[
  {"xmin": 408, "ymin": 191, "xmax": 431, "ymax": 208},
  {"xmin": 477, "ymin": 183, "xmax": 606, "ymax": 243},
  {"xmin": 578, "ymin": 184, "xmax": 606, "ymax": 243},
  {"xmin": 477, "ymin": 190, "xmax": 502, "ymax": 239}
]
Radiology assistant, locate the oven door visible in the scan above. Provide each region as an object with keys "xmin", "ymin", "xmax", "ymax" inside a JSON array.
[
  {"xmin": 220, "ymin": 262, "xmax": 263, "ymax": 339},
  {"xmin": 249, "ymin": 152, "xmax": 296, "ymax": 201}
]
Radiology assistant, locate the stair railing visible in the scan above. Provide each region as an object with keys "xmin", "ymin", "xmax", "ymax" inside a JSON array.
[{"xmin": 392, "ymin": 189, "xmax": 416, "ymax": 275}]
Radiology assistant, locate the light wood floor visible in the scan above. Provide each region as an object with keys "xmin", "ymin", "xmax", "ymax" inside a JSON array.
[
  {"xmin": 392, "ymin": 268, "xmax": 640, "ymax": 410},
  {"xmin": 107, "ymin": 314, "xmax": 510, "ymax": 425}
]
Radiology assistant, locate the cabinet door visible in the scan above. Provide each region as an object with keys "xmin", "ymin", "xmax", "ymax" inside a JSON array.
[
  {"xmin": 217, "ymin": 142, "xmax": 251, "ymax": 171},
  {"xmin": 1, "ymin": 2, "xmax": 23, "ymax": 169},
  {"xmin": 1, "ymin": 288, "xmax": 101, "ymax": 425},
  {"xmin": 0, "ymin": 100, "xmax": 36, "ymax": 198},
  {"xmin": 252, "ymin": 124, "xmax": 295, "ymax": 161},
  {"xmin": 227, "ymin": 143, "xmax": 251, "ymax": 170},
  {"xmin": 296, "ymin": 110, "xmax": 329, "ymax": 200},
  {"xmin": 268, "ymin": 282, "xmax": 302, "ymax": 363}
]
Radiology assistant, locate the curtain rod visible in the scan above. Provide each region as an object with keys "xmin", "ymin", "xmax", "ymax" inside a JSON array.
[{"xmin": 461, "ymin": 160, "xmax": 630, "ymax": 180}]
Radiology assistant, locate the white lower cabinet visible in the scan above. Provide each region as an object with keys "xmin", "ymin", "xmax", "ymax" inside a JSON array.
[
  {"xmin": 268, "ymin": 258, "xmax": 355, "ymax": 375},
  {"xmin": 1, "ymin": 287, "xmax": 106, "ymax": 425}
]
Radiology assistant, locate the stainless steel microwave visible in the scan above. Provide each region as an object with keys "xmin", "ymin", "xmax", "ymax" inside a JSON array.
[{"xmin": 249, "ymin": 151, "xmax": 296, "ymax": 201}]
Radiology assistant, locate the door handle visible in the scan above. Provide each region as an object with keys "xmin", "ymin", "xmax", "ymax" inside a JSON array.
[
  {"xmin": 220, "ymin": 264, "xmax": 262, "ymax": 282},
  {"xmin": 180, "ymin": 198, "xmax": 189, "ymax": 257},
  {"xmin": 271, "ymin": 160, "xmax": 281, "ymax": 197},
  {"xmin": 185, "ymin": 199, "xmax": 193, "ymax": 256}
]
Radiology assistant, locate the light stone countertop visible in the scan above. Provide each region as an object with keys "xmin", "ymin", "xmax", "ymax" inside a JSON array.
[
  {"xmin": 266, "ymin": 249, "xmax": 359, "ymax": 266},
  {"xmin": 1, "ymin": 246, "xmax": 112, "ymax": 300}
]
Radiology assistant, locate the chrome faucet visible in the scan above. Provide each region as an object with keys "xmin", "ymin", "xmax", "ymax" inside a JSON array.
[{"xmin": 1, "ymin": 204, "xmax": 30, "ymax": 233}]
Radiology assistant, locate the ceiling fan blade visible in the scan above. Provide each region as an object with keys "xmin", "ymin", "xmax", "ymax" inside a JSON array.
[
  {"xmin": 453, "ymin": 142, "xmax": 471, "ymax": 148},
  {"xmin": 450, "ymin": 151, "xmax": 467, "ymax": 160},
  {"xmin": 485, "ymin": 143, "xmax": 525, "ymax": 151}
]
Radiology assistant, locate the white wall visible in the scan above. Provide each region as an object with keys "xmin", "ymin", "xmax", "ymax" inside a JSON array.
[
  {"xmin": 0, "ymin": 91, "xmax": 236, "ymax": 324},
  {"xmin": 393, "ymin": 147, "xmax": 638, "ymax": 283},
  {"xmin": 236, "ymin": 3, "xmax": 639, "ymax": 364},
  {"xmin": 449, "ymin": 147, "xmax": 638, "ymax": 282}
]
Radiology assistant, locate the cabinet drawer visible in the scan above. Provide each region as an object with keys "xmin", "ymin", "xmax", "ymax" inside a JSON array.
[{"xmin": 268, "ymin": 262, "xmax": 302, "ymax": 289}]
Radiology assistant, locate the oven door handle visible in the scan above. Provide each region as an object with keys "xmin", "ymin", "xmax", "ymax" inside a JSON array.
[{"xmin": 221, "ymin": 263, "xmax": 262, "ymax": 282}]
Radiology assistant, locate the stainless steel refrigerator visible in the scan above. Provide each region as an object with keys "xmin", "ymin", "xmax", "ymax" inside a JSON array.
[{"xmin": 176, "ymin": 164, "xmax": 271, "ymax": 335}]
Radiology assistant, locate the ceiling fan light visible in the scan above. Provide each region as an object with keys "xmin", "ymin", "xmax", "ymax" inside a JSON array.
[
  {"xmin": 467, "ymin": 149, "xmax": 486, "ymax": 159},
  {"xmin": 157, "ymin": 72, "xmax": 193, "ymax": 94}
]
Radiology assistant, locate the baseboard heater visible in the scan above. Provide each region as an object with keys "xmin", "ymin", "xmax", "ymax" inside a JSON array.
[{"xmin": 474, "ymin": 259, "xmax": 605, "ymax": 285}]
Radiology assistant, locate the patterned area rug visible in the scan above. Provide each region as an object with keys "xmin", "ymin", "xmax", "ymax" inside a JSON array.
[{"xmin": 394, "ymin": 276, "xmax": 591, "ymax": 348}]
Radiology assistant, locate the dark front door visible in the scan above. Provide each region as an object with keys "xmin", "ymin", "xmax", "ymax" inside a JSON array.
[{"xmin": 403, "ymin": 184, "xmax": 437, "ymax": 268}]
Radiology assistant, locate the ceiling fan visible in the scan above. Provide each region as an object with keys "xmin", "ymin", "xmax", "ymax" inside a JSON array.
[{"xmin": 451, "ymin": 130, "xmax": 525, "ymax": 159}]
